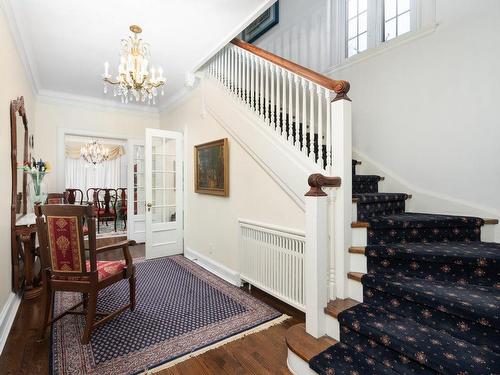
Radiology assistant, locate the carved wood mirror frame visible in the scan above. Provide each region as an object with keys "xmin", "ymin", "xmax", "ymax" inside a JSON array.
[{"xmin": 10, "ymin": 96, "xmax": 29, "ymax": 293}]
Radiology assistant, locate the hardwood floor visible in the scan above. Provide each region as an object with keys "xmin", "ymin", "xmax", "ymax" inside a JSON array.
[{"xmin": 0, "ymin": 245, "xmax": 304, "ymax": 375}]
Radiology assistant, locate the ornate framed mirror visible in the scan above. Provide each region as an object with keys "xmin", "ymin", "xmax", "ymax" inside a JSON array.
[{"xmin": 10, "ymin": 96, "xmax": 29, "ymax": 293}]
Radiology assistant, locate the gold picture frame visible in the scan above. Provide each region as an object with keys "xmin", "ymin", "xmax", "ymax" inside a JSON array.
[{"xmin": 194, "ymin": 138, "xmax": 229, "ymax": 196}]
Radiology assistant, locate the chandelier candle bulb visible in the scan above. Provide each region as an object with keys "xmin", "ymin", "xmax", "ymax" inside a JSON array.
[{"xmin": 104, "ymin": 61, "xmax": 109, "ymax": 76}]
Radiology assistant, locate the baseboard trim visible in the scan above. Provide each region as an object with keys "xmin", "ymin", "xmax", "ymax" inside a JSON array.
[
  {"xmin": 184, "ymin": 247, "xmax": 241, "ymax": 287},
  {"xmin": 0, "ymin": 293, "xmax": 21, "ymax": 355}
]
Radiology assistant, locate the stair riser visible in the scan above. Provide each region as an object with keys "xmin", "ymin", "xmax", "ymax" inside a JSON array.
[
  {"xmin": 287, "ymin": 349, "xmax": 317, "ymax": 375},
  {"xmin": 367, "ymin": 257, "xmax": 498, "ymax": 287},
  {"xmin": 367, "ymin": 226, "xmax": 482, "ymax": 245},
  {"xmin": 325, "ymin": 314, "xmax": 340, "ymax": 341},
  {"xmin": 348, "ymin": 279, "xmax": 363, "ymax": 302},
  {"xmin": 357, "ymin": 203, "xmax": 406, "ymax": 221},
  {"xmin": 353, "ymin": 182, "xmax": 379, "ymax": 194},
  {"xmin": 338, "ymin": 316, "xmax": 456, "ymax": 373},
  {"xmin": 350, "ymin": 253, "xmax": 367, "ymax": 273},
  {"xmin": 363, "ymin": 287, "xmax": 500, "ymax": 352},
  {"xmin": 352, "ymin": 227, "xmax": 368, "ymax": 247},
  {"xmin": 340, "ymin": 326, "xmax": 433, "ymax": 374}
]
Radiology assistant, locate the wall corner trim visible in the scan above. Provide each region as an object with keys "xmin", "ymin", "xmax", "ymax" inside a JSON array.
[
  {"xmin": 0, "ymin": 293, "xmax": 21, "ymax": 355},
  {"xmin": 184, "ymin": 247, "xmax": 241, "ymax": 287}
]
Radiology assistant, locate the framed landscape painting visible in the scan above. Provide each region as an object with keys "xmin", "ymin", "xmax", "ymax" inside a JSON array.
[
  {"xmin": 194, "ymin": 138, "xmax": 229, "ymax": 196},
  {"xmin": 241, "ymin": 1, "xmax": 279, "ymax": 43}
]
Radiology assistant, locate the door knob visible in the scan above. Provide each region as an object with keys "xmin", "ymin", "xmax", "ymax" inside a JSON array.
[{"xmin": 147, "ymin": 202, "xmax": 152, "ymax": 212}]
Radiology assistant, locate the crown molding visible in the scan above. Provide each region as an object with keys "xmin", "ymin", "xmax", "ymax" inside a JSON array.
[
  {"xmin": 38, "ymin": 89, "xmax": 160, "ymax": 117},
  {"xmin": 1, "ymin": 0, "xmax": 40, "ymax": 95},
  {"xmin": 159, "ymin": 83, "xmax": 200, "ymax": 115}
]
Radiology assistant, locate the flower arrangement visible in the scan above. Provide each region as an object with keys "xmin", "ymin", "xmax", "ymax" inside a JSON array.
[{"xmin": 20, "ymin": 158, "xmax": 51, "ymax": 204}]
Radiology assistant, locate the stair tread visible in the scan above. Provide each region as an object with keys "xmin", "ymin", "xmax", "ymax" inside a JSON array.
[
  {"xmin": 365, "ymin": 241, "xmax": 500, "ymax": 264},
  {"xmin": 348, "ymin": 272, "xmax": 364, "ymax": 282},
  {"xmin": 325, "ymin": 298, "xmax": 360, "ymax": 319},
  {"xmin": 367, "ymin": 212, "xmax": 484, "ymax": 229},
  {"xmin": 310, "ymin": 341, "xmax": 398, "ymax": 375},
  {"xmin": 353, "ymin": 192, "xmax": 410, "ymax": 204},
  {"xmin": 285, "ymin": 323, "xmax": 336, "ymax": 362},
  {"xmin": 338, "ymin": 303, "xmax": 500, "ymax": 374},
  {"xmin": 362, "ymin": 274, "xmax": 500, "ymax": 328}
]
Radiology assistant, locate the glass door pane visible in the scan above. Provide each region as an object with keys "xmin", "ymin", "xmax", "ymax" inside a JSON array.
[{"xmin": 151, "ymin": 137, "xmax": 176, "ymax": 224}]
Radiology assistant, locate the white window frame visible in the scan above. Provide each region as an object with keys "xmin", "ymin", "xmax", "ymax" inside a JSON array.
[{"xmin": 336, "ymin": 0, "xmax": 433, "ymax": 65}]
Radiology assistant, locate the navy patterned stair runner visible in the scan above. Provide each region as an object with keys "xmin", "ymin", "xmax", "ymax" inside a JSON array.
[{"xmin": 309, "ymin": 160, "xmax": 500, "ymax": 374}]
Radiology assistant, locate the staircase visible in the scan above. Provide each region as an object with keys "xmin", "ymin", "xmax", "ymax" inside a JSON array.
[
  {"xmin": 306, "ymin": 160, "xmax": 500, "ymax": 374},
  {"xmin": 204, "ymin": 38, "xmax": 499, "ymax": 375}
]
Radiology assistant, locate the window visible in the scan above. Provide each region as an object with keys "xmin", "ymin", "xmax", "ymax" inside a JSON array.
[
  {"xmin": 384, "ymin": 0, "xmax": 411, "ymax": 41},
  {"xmin": 343, "ymin": 0, "xmax": 427, "ymax": 61},
  {"xmin": 346, "ymin": 0, "xmax": 368, "ymax": 57}
]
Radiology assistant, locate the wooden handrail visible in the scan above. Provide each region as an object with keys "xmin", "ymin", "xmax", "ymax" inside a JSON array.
[
  {"xmin": 231, "ymin": 38, "xmax": 350, "ymax": 100},
  {"xmin": 305, "ymin": 173, "xmax": 341, "ymax": 197}
]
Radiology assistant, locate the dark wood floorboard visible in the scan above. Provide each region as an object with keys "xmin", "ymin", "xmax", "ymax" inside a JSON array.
[{"xmin": 0, "ymin": 245, "xmax": 304, "ymax": 375}]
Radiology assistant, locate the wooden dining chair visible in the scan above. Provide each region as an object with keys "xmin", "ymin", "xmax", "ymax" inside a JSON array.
[
  {"xmin": 35, "ymin": 204, "xmax": 136, "ymax": 344},
  {"xmin": 66, "ymin": 188, "xmax": 84, "ymax": 205},
  {"xmin": 46, "ymin": 192, "xmax": 68, "ymax": 204},
  {"xmin": 117, "ymin": 188, "xmax": 127, "ymax": 229},
  {"xmin": 96, "ymin": 188, "xmax": 118, "ymax": 232}
]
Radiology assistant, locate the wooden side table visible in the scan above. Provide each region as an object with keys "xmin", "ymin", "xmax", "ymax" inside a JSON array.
[{"xmin": 15, "ymin": 213, "xmax": 42, "ymax": 300}]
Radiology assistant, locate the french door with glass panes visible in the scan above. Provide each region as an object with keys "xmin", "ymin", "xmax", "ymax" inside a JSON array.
[
  {"xmin": 145, "ymin": 129, "xmax": 183, "ymax": 259},
  {"xmin": 127, "ymin": 140, "xmax": 146, "ymax": 243}
]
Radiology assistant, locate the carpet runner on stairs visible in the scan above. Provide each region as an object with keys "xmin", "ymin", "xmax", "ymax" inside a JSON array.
[{"xmin": 309, "ymin": 160, "xmax": 500, "ymax": 374}]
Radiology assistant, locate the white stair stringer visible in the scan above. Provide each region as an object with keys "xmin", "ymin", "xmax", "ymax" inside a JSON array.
[{"xmin": 203, "ymin": 77, "xmax": 323, "ymax": 210}]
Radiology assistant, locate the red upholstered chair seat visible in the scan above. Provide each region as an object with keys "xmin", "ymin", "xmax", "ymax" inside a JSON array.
[
  {"xmin": 98, "ymin": 209, "xmax": 115, "ymax": 215},
  {"xmin": 54, "ymin": 260, "xmax": 125, "ymax": 282},
  {"xmin": 88, "ymin": 260, "xmax": 125, "ymax": 281}
]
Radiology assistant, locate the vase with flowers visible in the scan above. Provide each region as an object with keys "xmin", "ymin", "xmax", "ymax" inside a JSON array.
[{"xmin": 21, "ymin": 158, "xmax": 51, "ymax": 204}]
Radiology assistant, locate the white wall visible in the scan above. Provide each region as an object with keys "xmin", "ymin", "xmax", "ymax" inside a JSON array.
[
  {"xmin": 331, "ymin": 0, "xmax": 500, "ymax": 225},
  {"xmin": 0, "ymin": 6, "xmax": 36, "ymax": 316},
  {"xmin": 34, "ymin": 99, "xmax": 159, "ymax": 192},
  {"xmin": 256, "ymin": 0, "xmax": 500, "ymax": 237},
  {"xmin": 160, "ymin": 88, "xmax": 304, "ymax": 272},
  {"xmin": 254, "ymin": 0, "xmax": 329, "ymax": 72}
]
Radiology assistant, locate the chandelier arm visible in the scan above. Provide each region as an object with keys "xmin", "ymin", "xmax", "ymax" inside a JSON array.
[{"xmin": 104, "ymin": 77, "xmax": 120, "ymax": 85}]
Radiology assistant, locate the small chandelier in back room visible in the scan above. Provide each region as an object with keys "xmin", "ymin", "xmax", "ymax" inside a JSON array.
[
  {"xmin": 80, "ymin": 140, "xmax": 109, "ymax": 165},
  {"xmin": 102, "ymin": 25, "xmax": 166, "ymax": 105}
]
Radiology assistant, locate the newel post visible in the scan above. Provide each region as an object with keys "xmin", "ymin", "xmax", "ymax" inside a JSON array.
[
  {"xmin": 305, "ymin": 174, "xmax": 341, "ymax": 338},
  {"xmin": 330, "ymin": 82, "xmax": 352, "ymax": 300}
]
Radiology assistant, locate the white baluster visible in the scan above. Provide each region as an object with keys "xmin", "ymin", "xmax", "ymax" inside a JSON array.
[
  {"xmin": 288, "ymin": 71, "xmax": 294, "ymax": 146},
  {"xmin": 255, "ymin": 57, "xmax": 260, "ymax": 113},
  {"xmin": 238, "ymin": 49, "xmax": 243, "ymax": 100},
  {"xmin": 276, "ymin": 67, "xmax": 281, "ymax": 134},
  {"xmin": 302, "ymin": 78, "xmax": 307, "ymax": 156},
  {"xmin": 270, "ymin": 65, "xmax": 276, "ymax": 130},
  {"xmin": 236, "ymin": 49, "xmax": 240, "ymax": 98},
  {"xmin": 259, "ymin": 59, "xmax": 264, "ymax": 119},
  {"xmin": 223, "ymin": 48, "xmax": 227, "ymax": 87},
  {"xmin": 265, "ymin": 61, "xmax": 270, "ymax": 124},
  {"xmin": 242, "ymin": 51, "xmax": 247, "ymax": 103},
  {"xmin": 295, "ymin": 75, "xmax": 300, "ymax": 151},
  {"xmin": 309, "ymin": 81, "xmax": 316, "ymax": 161},
  {"xmin": 325, "ymin": 89, "xmax": 332, "ymax": 170},
  {"xmin": 250, "ymin": 56, "xmax": 255, "ymax": 111},
  {"xmin": 317, "ymin": 85, "xmax": 324, "ymax": 168},
  {"xmin": 282, "ymin": 69, "xmax": 287, "ymax": 140},
  {"xmin": 217, "ymin": 51, "xmax": 221, "ymax": 82}
]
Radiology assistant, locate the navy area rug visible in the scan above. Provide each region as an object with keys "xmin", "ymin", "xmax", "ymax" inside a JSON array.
[{"xmin": 51, "ymin": 256, "xmax": 286, "ymax": 374}]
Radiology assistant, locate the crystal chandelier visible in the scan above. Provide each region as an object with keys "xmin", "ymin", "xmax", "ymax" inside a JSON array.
[
  {"xmin": 80, "ymin": 140, "xmax": 110, "ymax": 165},
  {"xmin": 102, "ymin": 25, "xmax": 166, "ymax": 105}
]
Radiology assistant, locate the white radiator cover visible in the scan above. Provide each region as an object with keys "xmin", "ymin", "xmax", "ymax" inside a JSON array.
[{"xmin": 239, "ymin": 219, "xmax": 305, "ymax": 311}]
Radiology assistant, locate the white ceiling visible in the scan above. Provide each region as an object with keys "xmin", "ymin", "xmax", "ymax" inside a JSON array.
[{"xmin": 5, "ymin": 0, "xmax": 273, "ymax": 111}]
